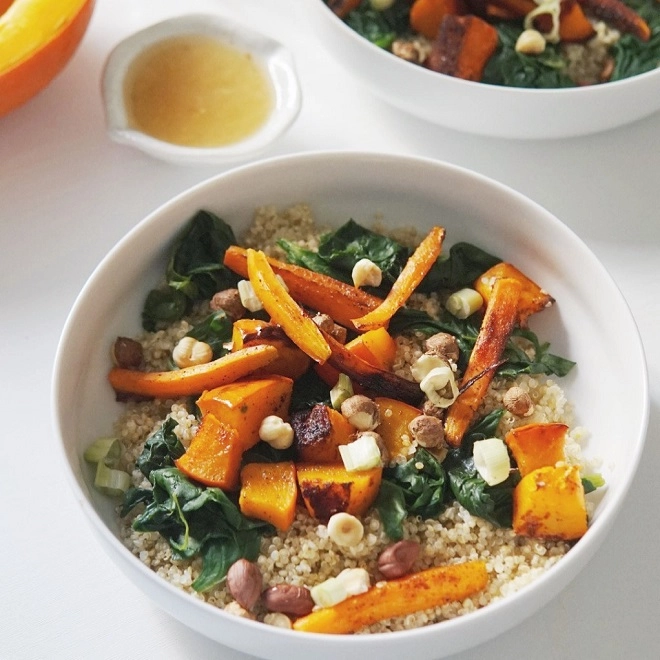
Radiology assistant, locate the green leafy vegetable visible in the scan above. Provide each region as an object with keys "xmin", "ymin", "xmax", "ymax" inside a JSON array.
[
  {"xmin": 123, "ymin": 416, "xmax": 273, "ymax": 592},
  {"xmin": 375, "ymin": 480, "xmax": 408, "ymax": 541},
  {"xmin": 448, "ymin": 469, "xmax": 520, "ymax": 528},
  {"xmin": 443, "ymin": 409, "xmax": 519, "ymax": 528},
  {"xmin": 390, "ymin": 308, "xmax": 575, "ymax": 378},
  {"xmin": 377, "ymin": 448, "xmax": 449, "ymax": 539},
  {"xmin": 289, "ymin": 366, "xmax": 331, "ymax": 413},
  {"xmin": 478, "ymin": 23, "xmax": 576, "ymax": 89},
  {"xmin": 418, "ymin": 243, "xmax": 501, "ymax": 293},
  {"xmin": 128, "ymin": 467, "xmax": 272, "ymax": 591},
  {"xmin": 610, "ymin": 0, "xmax": 660, "ymax": 82},
  {"xmin": 279, "ymin": 219, "xmax": 500, "ymax": 295},
  {"xmin": 186, "ymin": 309, "xmax": 233, "ymax": 359},
  {"xmin": 136, "ymin": 417, "xmax": 185, "ymax": 479},
  {"xmin": 142, "ymin": 287, "xmax": 188, "ymax": 332},
  {"xmin": 582, "ymin": 474, "xmax": 606, "ymax": 494},
  {"xmin": 142, "ymin": 210, "xmax": 238, "ymax": 330},
  {"xmin": 343, "ymin": 0, "xmax": 411, "ymax": 50},
  {"xmin": 279, "ymin": 219, "xmax": 409, "ymax": 289},
  {"xmin": 277, "ymin": 240, "xmax": 348, "ymax": 281}
]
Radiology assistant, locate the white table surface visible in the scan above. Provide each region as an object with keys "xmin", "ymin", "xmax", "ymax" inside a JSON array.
[{"xmin": 2, "ymin": 1, "xmax": 659, "ymax": 658}]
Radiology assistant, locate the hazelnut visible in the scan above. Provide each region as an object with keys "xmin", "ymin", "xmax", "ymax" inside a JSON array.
[
  {"xmin": 313, "ymin": 313, "xmax": 348, "ymax": 344},
  {"xmin": 340, "ymin": 394, "xmax": 380, "ymax": 431},
  {"xmin": 408, "ymin": 414, "xmax": 445, "ymax": 448},
  {"xmin": 422, "ymin": 400, "xmax": 445, "ymax": 420},
  {"xmin": 262, "ymin": 584, "xmax": 314, "ymax": 617},
  {"xmin": 424, "ymin": 332, "xmax": 459, "ymax": 364},
  {"xmin": 515, "ymin": 29, "xmax": 546, "ymax": 55},
  {"xmin": 503, "ymin": 386, "xmax": 534, "ymax": 417},
  {"xmin": 111, "ymin": 337, "xmax": 143, "ymax": 369},
  {"xmin": 210, "ymin": 288, "xmax": 245, "ymax": 321},
  {"xmin": 377, "ymin": 540, "xmax": 420, "ymax": 579},
  {"xmin": 226, "ymin": 559, "xmax": 262, "ymax": 610}
]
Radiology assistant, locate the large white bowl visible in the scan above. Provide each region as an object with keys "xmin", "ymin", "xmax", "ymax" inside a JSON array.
[
  {"xmin": 53, "ymin": 152, "xmax": 648, "ymax": 659},
  {"xmin": 306, "ymin": 1, "xmax": 660, "ymax": 139}
]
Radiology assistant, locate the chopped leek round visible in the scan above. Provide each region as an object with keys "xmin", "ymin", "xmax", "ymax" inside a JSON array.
[
  {"xmin": 94, "ymin": 460, "xmax": 131, "ymax": 497},
  {"xmin": 330, "ymin": 373, "xmax": 354, "ymax": 410},
  {"xmin": 473, "ymin": 437, "xmax": 511, "ymax": 486},
  {"xmin": 84, "ymin": 436, "xmax": 121, "ymax": 465},
  {"xmin": 339, "ymin": 433, "xmax": 382, "ymax": 472},
  {"xmin": 311, "ymin": 576, "xmax": 348, "ymax": 608},
  {"xmin": 445, "ymin": 288, "xmax": 483, "ymax": 319}
]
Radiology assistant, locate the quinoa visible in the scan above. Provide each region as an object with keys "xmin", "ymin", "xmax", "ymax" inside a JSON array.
[{"xmin": 115, "ymin": 204, "xmax": 590, "ymax": 633}]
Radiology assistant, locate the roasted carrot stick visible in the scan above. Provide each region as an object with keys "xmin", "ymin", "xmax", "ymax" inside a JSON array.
[
  {"xmin": 444, "ymin": 277, "xmax": 521, "ymax": 447},
  {"xmin": 108, "ymin": 344, "xmax": 278, "ymax": 398},
  {"xmin": 224, "ymin": 245, "xmax": 381, "ymax": 331},
  {"xmin": 293, "ymin": 561, "xmax": 488, "ymax": 634},
  {"xmin": 352, "ymin": 226, "xmax": 445, "ymax": 332},
  {"xmin": 246, "ymin": 248, "xmax": 332, "ymax": 364}
]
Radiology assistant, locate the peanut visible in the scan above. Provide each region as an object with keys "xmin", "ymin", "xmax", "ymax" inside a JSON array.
[
  {"xmin": 226, "ymin": 559, "xmax": 262, "ymax": 610},
  {"xmin": 377, "ymin": 540, "xmax": 421, "ymax": 579},
  {"xmin": 262, "ymin": 584, "xmax": 314, "ymax": 616}
]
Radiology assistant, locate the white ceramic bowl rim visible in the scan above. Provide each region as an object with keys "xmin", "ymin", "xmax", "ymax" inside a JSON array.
[
  {"xmin": 52, "ymin": 151, "xmax": 649, "ymax": 658},
  {"xmin": 101, "ymin": 13, "xmax": 302, "ymax": 165}
]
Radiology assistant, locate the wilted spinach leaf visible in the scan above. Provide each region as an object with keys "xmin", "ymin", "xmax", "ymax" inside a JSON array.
[
  {"xmin": 610, "ymin": 0, "xmax": 660, "ymax": 81},
  {"xmin": 142, "ymin": 287, "xmax": 188, "ymax": 332},
  {"xmin": 289, "ymin": 367, "xmax": 331, "ymax": 413},
  {"xmin": 136, "ymin": 417, "xmax": 185, "ymax": 479},
  {"xmin": 390, "ymin": 308, "xmax": 575, "ymax": 378},
  {"xmin": 443, "ymin": 409, "xmax": 518, "ymax": 528},
  {"xmin": 277, "ymin": 240, "xmax": 348, "ymax": 281},
  {"xmin": 187, "ymin": 309, "xmax": 233, "ymax": 359},
  {"xmin": 385, "ymin": 448, "xmax": 448, "ymax": 519},
  {"xmin": 167, "ymin": 210, "xmax": 238, "ymax": 299},
  {"xmin": 417, "ymin": 242, "xmax": 500, "ymax": 293},
  {"xmin": 142, "ymin": 210, "xmax": 238, "ymax": 330},
  {"xmin": 126, "ymin": 467, "xmax": 273, "ymax": 591},
  {"xmin": 375, "ymin": 480, "xmax": 408, "ymax": 541},
  {"xmin": 448, "ymin": 469, "xmax": 520, "ymax": 528},
  {"xmin": 482, "ymin": 23, "xmax": 575, "ymax": 88},
  {"xmin": 342, "ymin": 0, "xmax": 411, "ymax": 50}
]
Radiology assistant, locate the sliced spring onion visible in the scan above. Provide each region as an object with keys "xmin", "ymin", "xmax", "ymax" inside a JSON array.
[
  {"xmin": 445, "ymin": 288, "xmax": 483, "ymax": 319},
  {"xmin": 473, "ymin": 437, "xmax": 511, "ymax": 486},
  {"xmin": 335, "ymin": 568, "xmax": 370, "ymax": 597},
  {"xmin": 419, "ymin": 366, "xmax": 459, "ymax": 408},
  {"xmin": 410, "ymin": 353, "xmax": 449, "ymax": 383},
  {"xmin": 311, "ymin": 576, "xmax": 348, "ymax": 608},
  {"xmin": 339, "ymin": 434, "xmax": 382, "ymax": 472},
  {"xmin": 94, "ymin": 460, "xmax": 131, "ymax": 497},
  {"xmin": 330, "ymin": 373, "xmax": 354, "ymax": 410},
  {"xmin": 83, "ymin": 436, "xmax": 121, "ymax": 464}
]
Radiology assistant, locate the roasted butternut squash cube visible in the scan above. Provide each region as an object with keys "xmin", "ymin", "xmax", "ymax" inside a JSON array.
[
  {"xmin": 315, "ymin": 327, "xmax": 397, "ymax": 387},
  {"xmin": 175, "ymin": 413, "xmax": 243, "ymax": 490},
  {"xmin": 374, "ymin": 397, "xmax": 422, "ymax": 461},
  {"xmin": 474, "ymin": 262, "xmax": 554, "ymax": 327},
  {"xmin": 197, "ymin": 375, "xmax": 293, "ymax": 452},
  {"xmin": 239, "ymin": 461, "xmax": 298, "ymax": 531},
  {"xmin": 296, "ymin": 463, "xmax": 382, "ymax": 522},
  {"xmin": 291, "ymin": 404, "xmax": 355, "ymax": 463},
  {"xmin": 505, "ymin": 422, "xmax": 567, "ymax": 476},
  {"xmin": 513, "ymin": 464, "xmax": 587, "ymax": 540},
  {"xmin": 232, "ymin": 319, "xmax": 311, "ymax": 380}
]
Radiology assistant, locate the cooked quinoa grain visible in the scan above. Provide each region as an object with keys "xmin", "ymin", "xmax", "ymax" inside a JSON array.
[{"xmin": 115, "ymin": 204, "xmax": 590, "ymax": 633}]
